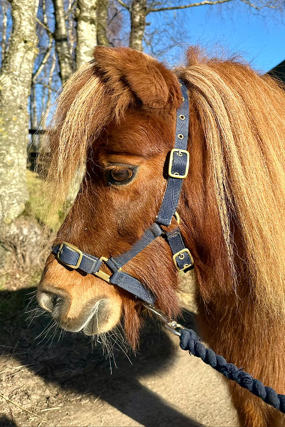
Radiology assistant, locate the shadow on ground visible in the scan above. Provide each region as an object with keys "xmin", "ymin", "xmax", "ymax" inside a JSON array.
[{"xmin": 0, "ymin": 287, "xmax": 201, "ymax": 427}]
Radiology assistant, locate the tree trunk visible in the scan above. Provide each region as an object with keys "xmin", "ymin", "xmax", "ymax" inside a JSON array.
[
  {"xmin": 97, "ymin": 0, "xmax": 109, "ymax": 46},
  {"xmin": 1, "ymin": 0, "xmax": 8, "ymax": 68},
  {"xmin": 28, "ymin": 81, "xmax": 39, "ymax": 171},
  {"xmin": 129, "ymin": 0, "xmax": 147, "ymax": 51},
  {"xmin": 75, "ymin": 0, "xmax": 98, "ymax": 69},
  {"xmin": 52, "ymin": 0, "xmax": 74, "ymax": 84},
  {"xmin": 0, "ymin": 0, "xmax": 39, "ymax": 225}
]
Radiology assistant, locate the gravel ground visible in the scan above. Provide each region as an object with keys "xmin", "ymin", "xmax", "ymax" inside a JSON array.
[{"xmin": 0, "ymin": 273, "xmax": 239, "ymax": 427}]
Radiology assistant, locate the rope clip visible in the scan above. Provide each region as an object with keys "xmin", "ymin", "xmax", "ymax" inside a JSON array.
[{"xmin": 142, "ymin": 303, "xmax": 185, "ymax": 337}]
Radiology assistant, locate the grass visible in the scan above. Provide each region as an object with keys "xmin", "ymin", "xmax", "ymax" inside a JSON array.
[{"xmin": 26, "ymin": 169, "xmax": 65, "ymax": 231}]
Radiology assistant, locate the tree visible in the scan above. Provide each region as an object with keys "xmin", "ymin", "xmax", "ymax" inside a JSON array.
[
  {"xmin": 52, "ymin": 0, "xmax": 74, "ymax": 83},
  {"xmin": 0, "ymin": 0, "xmax": 39, "ymax": 225},
  {"xmin": 76, "ymin": 0, "xmax": 98, "ymax": 69},
  {"xmin": 97, "ymin": 0, "xmax": 110, "ymax": 46},
  {"xmin": 116, "ymin": 0, "xmax": 282, "ymax": 52}
]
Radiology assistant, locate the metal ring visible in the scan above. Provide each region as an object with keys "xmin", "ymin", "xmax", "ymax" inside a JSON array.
[
  {"xmin": 179, "ymin": 115, "xmax": 185, "ymax": 120},
  {"xmin": 179, "ymin": 253, "xmax": 185, "ymax": 260},
  {"xmin": 178, "ymin": 134, "xmax": 184, "ymax": 139},
  {"xmin": 182, "ymin": 97, "xmax": 185, "ymax": 101}
]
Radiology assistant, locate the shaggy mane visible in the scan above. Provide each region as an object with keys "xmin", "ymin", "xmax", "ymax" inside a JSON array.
[{"xmin": 177, "ymin": 47, "xmax": 285, "ymax": 315}]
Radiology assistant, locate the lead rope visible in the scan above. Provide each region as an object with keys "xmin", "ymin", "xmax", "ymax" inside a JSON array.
[{"xmin": 143, "ymin": 303, "xmax": 285, "ymax": 414}]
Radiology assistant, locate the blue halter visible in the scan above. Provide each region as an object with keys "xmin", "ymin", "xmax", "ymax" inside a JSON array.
[{"xmin": 52, "ymin": 80, "xmax": 194, "ymax": 305}]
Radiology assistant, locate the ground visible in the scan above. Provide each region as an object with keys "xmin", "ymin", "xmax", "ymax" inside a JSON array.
[{"xmin": 0, "ymin": 273, "xmax": 239, "ymax": 427}]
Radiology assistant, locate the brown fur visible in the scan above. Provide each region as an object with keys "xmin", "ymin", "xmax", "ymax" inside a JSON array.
[{"xmin": 38, "ymin": 46, "xmax": 285, "ymax": 426}]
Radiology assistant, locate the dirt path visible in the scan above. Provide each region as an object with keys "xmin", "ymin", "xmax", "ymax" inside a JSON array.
[{"xmin": 0, "ymin": 280, "xmax": 239, "ymax": 427}]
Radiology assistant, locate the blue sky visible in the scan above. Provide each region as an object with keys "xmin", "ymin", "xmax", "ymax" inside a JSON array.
[{"xmin": 147, "ymin": 2, "xmax": 284, "ymax": 73}]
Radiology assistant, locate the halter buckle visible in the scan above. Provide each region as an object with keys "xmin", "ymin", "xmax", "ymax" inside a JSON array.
[
  {"xmin": 57, "ymin": 242, "xmax": 83, "ymax": 269},
  {"xmin": 173, "ymin": 248, "xmax": 194, "ymax": 272},
  {"xmin": 168, "ymin": 149, "xmax": 189, "ymax": 179},
  {"xmin": 94, "ymin": 256, "xmax": 111, "ymax": 283}
]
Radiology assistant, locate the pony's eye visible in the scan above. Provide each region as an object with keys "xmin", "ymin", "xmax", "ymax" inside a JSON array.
[{"xmin": 107, "ymin": 166, "xmax": 137, "ymax": 186}]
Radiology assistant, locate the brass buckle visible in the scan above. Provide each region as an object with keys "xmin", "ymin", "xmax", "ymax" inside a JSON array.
[
  {"xmin": 173, "ymin": 248, "xmax": 194, "ymax": 272},
  {"xmin": 173, "ymin": 211, "xmax": 180, "ymax": 224},
  {"xmin": 57, "ymin": 242, "xmax": 83, "ymax": 269},
  {"xmin": 168, "ymin": 149, "xmax": 190, "ymax": 179},
  {"xmin": 94, "ymin": 257, "xmax": 111, "ymax": 283}
]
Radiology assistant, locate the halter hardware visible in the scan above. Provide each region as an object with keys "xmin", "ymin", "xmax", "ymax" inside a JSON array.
[
  {"xmin": 168, "ymin": 148, "xmax": 190, "ymax": 179},
  {"xmin": 173, "ymin": 248, "xmax": 194, "ymax": 272},
  {"xmin": 52, "ymin": 80, "xmax": 194, "ymax": 305},
  {"xmin": 142, "ymin": 303, "xmax": 185, "ymax": 337},
  {"xmin": 174, "ymin": 211, "xmax": 180, "ymax": 224},
  {"xmin": 95, "ymin": 257, "xmax": 111, "ymax": 283}
]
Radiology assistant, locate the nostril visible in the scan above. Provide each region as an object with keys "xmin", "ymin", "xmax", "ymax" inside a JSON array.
[
  {"xmin": 51, "ymin": 296, "xmax": 64, "ymax": 320},
  {"xmin": 37, "ymin": 291, "xmax": 63, "ymax": 314}
]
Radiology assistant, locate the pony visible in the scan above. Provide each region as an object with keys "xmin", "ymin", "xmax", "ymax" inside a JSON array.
[{"xmin": 37, "ymin": 46, "xmax": 285, "ymax": 427}]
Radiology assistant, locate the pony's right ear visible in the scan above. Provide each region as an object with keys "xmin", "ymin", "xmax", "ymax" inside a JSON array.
[{"xmin": 93, "ymin": 46, "xmax": 182, "ymax": 110}]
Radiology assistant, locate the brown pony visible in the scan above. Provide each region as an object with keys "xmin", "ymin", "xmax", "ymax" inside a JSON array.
[{"xmin": 37, "ymin": 46, "xmax": 285, "ymax": 427}]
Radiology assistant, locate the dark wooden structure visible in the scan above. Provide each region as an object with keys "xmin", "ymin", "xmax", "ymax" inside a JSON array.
[{"xmin": 268, "ymin": 60, "xmax": 285, "ymax": 83}]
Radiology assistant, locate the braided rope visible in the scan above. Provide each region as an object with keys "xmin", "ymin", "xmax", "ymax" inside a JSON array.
[{"xmin": 180, "ymin": 329, "xmax": 285, "ymax": 413}]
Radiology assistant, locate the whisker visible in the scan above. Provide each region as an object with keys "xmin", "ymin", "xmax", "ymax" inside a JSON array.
[
  {"xmin": 35, "ymin": 319, "xmax": 55, "ymax": 341},
  {"xmin": 37, "ymin": 322, "xmax": 57, "ymax": 346},
  {"xmin": 48, "ymin": 323, "xmax": 60, "ymax": 348},
  {"xmin": 107, "ymin": 328, "xmax": 132, "ymax": 365}
]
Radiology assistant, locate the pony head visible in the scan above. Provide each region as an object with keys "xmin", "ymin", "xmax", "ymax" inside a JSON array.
[{"xmin": 38, "ymin": 47, "xmax": 285, "ymax": 349}]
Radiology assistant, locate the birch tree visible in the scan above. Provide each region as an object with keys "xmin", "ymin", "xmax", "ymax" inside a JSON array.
[
  {"xmin": 0, "ymin": 0, "xmax": 39, "ymax": 225},
  {"xmin": 129, "ymin": 0, "xmax": 146, "ymax": 51},
  {"xmin": 97, "ymin": 0, "xmax": 110, "ymax": 46},
  {"xmin": 76, "ymin": 0, "xmax": 98, "ymax": 69},
  {"xmin": 52, "ymin": 0, "xmax": 74, "ymax": 83}
]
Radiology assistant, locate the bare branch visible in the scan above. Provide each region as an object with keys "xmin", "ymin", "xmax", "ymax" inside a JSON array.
[
  {"xmin": 239, "ymin": 0, "xmax": 278, "ymax": 9},
  {"xmin": 33, "ymin": 0, "xmax": 53, "ymax": 83},
  {"xmin": 35, "ymin": 81, "xmax": 58, "ymax": 93},
  {"xmin": 64, "ymin": 0, "xmax": 76, "ymax": 18},
  {"xmin": 115, "ymin": 0, "xmax": 130, "ymax": 10},
  {"xmin": 32, "ymin": 44, "xmax": 53, "ymax": 83},
  {"xmin": 35, "ymin": 17, "xmax": 53, "ymax": 36},
  {"xmin": 45, "ymin": 50, "xmax": 57, "ymax": 118},
  {"xmin": 147, "ymin": 0, "xmax": 234, "ymax": 13}
]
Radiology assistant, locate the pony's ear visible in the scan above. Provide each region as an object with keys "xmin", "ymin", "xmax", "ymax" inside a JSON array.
[{"xmin": 93, "ymin": 46, "xmax": 181, "ymax": 109}]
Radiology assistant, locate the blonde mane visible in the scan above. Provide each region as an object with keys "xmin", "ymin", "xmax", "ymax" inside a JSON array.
[
  {"xmin": 43, "ymin": 60, "xmax": 134, "ymax": 204},
  {"xmin": 177, "ymin": 49, "xmax": 285, "ymax": 314}
]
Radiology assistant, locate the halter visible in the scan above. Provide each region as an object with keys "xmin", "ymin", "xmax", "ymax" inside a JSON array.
[{"xmin": 52, "ymin": 80, "xmax": 194, "ymax": 305}]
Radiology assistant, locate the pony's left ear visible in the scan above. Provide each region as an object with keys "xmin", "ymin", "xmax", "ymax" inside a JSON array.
[{"xmin": 93, "ymin": 46, "xmax": 182, "ymax": 109}]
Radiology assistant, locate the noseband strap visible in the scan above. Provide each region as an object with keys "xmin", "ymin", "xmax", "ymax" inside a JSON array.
[{"xmin": 52, "ymin": 80, "xmax": 194, "ymax": 305}]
